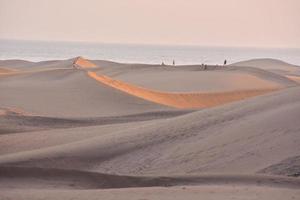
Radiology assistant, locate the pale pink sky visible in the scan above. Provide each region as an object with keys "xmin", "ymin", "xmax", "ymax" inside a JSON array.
[{"xmin": 0, "ymin": 0, "xmax": 299, "ymax": 47}]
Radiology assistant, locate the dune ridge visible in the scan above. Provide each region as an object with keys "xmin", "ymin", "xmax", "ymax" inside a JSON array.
[
  {"xmin": 1, "ymin": 166, "xmax": 300, "ymax": 190},
  {"xmin": 73, "ymin": 57, "xmax": 288, "ymax": 109},
  {"xmin": 87, "ymin": 71, "xmax": 279, "ymax": 108},
  {"xmin": 73, "ymin": 57, "xmax": 97, "ymax": 69}
]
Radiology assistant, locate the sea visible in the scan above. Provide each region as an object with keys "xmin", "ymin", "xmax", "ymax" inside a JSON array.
[{"xmin": 1, "ymin": 39, "xmax": 300, "ymax": 66}]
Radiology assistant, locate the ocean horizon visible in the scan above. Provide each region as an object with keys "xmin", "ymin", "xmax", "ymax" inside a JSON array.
[{"xmin": 1, "ymin": 39, "xmax": 300, "ymax": 66}]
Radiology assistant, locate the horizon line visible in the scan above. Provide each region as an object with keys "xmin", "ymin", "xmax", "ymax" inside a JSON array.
[{"xmin": 1, "ymin": 38, "xmax": 300, "ymax": 50}]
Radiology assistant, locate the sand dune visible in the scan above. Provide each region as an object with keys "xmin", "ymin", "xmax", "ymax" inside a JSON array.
[
  {"xmin": 102, "ymin": 63, "xmax": 297, "ymax": 91},
  {"xmin": 2, "ymin": 186, "xmax": 300, "ymax": 200},
  {"xmin": 0, "ymin": 59, "xmax": 75, "ymax": 71},
  {"xmin": 1, "ymin": 166, "xmax": 300, "ymax": 200},
  {"xmin": 0, "ymin": 68, "xmax": 170, "ymax": 118},
  {"xmin": 73, "ymin": 56, "xmax": 98, "ymax": 69},
  {"xmin": 0, "ymin": 109, "xmax": 190, "ymax": 135},
  {"xmin": 1, "ymin": 166, "xmax": 299, "ymax": 190},
  {"xmin": 0, "ymin": 86, "xmax": 299, "ymax": 177},
  {"xmin": 231, "ymin": 58, "xmax": 299, "ymax": 71},
  {"xmin": 88, "ymin": 71, "xmax": 279, "ymax": 108},
  {"xmin": 83, "ymin": 58, "xmax": 297, "ymax": 109},
  {"xmin": 113, "ymin": 68, "xmax": 283, "ymax": 92},
  {"xmin": 0, "ymin": 57, "xmax": 299, "ymax": 200}
]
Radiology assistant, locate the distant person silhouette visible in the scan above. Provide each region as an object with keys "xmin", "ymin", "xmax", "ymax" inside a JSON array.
[
  {"xmin": 224, "ymin": 60, "xmax": 227, "ymax": 65},
  {"xmin": 173, "ymin": 60, "xmax": 175, "ymax": 66}
]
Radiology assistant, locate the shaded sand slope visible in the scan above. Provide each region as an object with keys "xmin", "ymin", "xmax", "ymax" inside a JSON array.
[
  {"xmin": 0, "ymin": 109, "xmax": 190, "ymax": 135},
  {"xmin": 0, "ymin": 66, "xmax": 171, "ymax": 118},
  {"xmin": 1, "ymin": 166, "xmax": 300, "ymax": 190},
  {"xmin": 0, "ymin": 59, "xmax": 75, "ymax": 71},
  {"xmin": 231, "ymin": 58, "xmax": 299, "ymax": 71},
  {"xmin": 227, "ymin": 65, "xmax": 298, "ymax": 87},
  {"xmin": 1, "ymin": 167, "xmax": 300, "ymax": 200},
  {"xmin": 231, "ymin": 58, "xmax": 300, "ymax": 85},
  {"xmin": 0, "ymin": 119, "xmax": 164, "ymax": 155},
  {"xmin": 2, "ymin": 185, "xmax": 299, "ymax": 200},
  {"xmin": 0, "ymin": 59, "xmax": 33, "ymax": 69},
  {"xmin": 0, "ymin": 86, "xmax": 299, "ymax": 176}
]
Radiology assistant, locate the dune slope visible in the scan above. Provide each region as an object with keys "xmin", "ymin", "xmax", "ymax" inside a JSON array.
[
  {"xmin": 0, "ymin": 58, "xmax": 299, "ymax": 200},
  {"xmin": 0, "ymin": 86, "xmax": 299, "ymax": 177},
  {"xmin": 88, "ymin": 71, "xmax": 279, "ymax": 108},
  {"xmin": 0, "ymin": 67, "xmax": 170, "ymax": 118}
]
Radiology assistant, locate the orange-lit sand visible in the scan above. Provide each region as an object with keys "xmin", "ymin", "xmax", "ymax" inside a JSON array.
[
  {"xmin": 0, "ymin": 107, "xmax": 31, "ymax": 116},
  {"xmin": 73, "ymin": 57, "xmax": 97, "ymax": 69},
  {"xmin": 88, "ymin": 71, "xmax": 279, "ymax": 108},
  {"xmin": 286, "ymin": 75, "xmax": 300, "ymax": 83},
  {"xmin": 0, "ymin": 67, "xmax": 18, "ymax": 75}
]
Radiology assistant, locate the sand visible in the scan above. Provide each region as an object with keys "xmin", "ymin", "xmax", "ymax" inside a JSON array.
[
  {"xmin": 88, "ymin": 71, "xmax": 279, "ymax": 108},
  {"xmin": 231, "ymin": 58, "xmax": 299, "ymax": 71},
  {"xmin": 1, "ymin": 186, "xmax": 300, "ymax": 200},
  {"xmin": 286, "ymin": 75, "xmax": 300, "ymax": 83},
  {"xmin": 73, "ymin": 56, "xmax": 98, "ymax": 69},
  {"xmin": 0, "ymin": 57, "xmax": 299, "ymax": 200},
  {"xmin": 0, "ymin": 68, "xmax": 17, "ymax": 75}
]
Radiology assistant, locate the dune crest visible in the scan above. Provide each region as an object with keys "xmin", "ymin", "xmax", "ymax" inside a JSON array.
[
  {"xmin": 73, "ymin": 57, "xmax": 97, "ymax": 69},
  {"xmin": 88, "ymin": 71, "xmax": 279, "ymax": 108},
  {"xmin": 70, "ymin": 57, "xmax": 283, "ymax": 109}
]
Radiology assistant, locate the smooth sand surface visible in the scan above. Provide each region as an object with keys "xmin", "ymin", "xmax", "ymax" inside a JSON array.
[
  {"xmin": 88, "ymin": 71, "xmax": 279, "ymax": 108},
  {"xmin": 87, "ymin": 59, "xmax": 296, "ymax": 108},
  {"xmin": 0, "ymin": 68, "xmax": 169, "ymax": 118},
  {"xmin": 231, "ymin": 58, "xmax": 299, "ymax": 71},
  {"xmin": 2, "ymin": 186, "xmax": 299, "ymax": 200},
  {"xmin": 286, "ymin": 75, "xmax": 300, "ymax": 83},
  {"xmin": 1, "ymin": 186, "xmax": 300, "ymax": 200},
  {"xmin": 0, "ymin": 67, "xmax": 18, "ymax": 75},
  {"xmin": 111, "ymin": 70, "xmax": 280, "ymax": 92},
  {"xmin": 0, "ymin": 57, "xmax": 299, "ymax": 200},
  {"xmin": 1, "ymin": 86, "xmax": 299, "ymax": 175}
]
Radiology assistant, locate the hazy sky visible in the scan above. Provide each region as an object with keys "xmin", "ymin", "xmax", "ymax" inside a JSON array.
[{"xmin": 0, "ymin": 0, "xmax": 299, "ymax": 47}]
